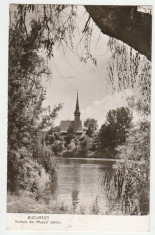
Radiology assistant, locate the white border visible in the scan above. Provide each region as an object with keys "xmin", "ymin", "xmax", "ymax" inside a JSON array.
[
  {"xmin": 6, "ymin": 214, "xmax": 149, "ymax": 231},
  {"xmin": 0, "ymin": 0, "xmax": 155, "ymax": 234}
]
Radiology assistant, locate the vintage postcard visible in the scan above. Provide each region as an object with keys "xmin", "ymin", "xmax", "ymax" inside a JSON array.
[{"xmin": 0, "ymin": 0, "xmax": 154, "ymax": 233}]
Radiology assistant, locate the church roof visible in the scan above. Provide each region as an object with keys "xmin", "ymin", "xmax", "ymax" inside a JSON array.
[
  {"xmin": 60, "ymin": 120, "xmax": 74, "ymax": 132},
  {"xmin": 60, "ymin": 120, "xmax": 83, "ymax": 133}
]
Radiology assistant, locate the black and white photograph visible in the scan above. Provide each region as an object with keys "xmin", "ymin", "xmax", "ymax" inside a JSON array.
[{"xmin": 1, "ymin": 1, "xmax": 153, "ymax": 232}]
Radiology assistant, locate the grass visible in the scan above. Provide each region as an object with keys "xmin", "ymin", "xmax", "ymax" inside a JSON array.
[
  {"xmin": 7, "ymin": 190, "xmax": 108, "ymax": 215},
  {"xmin": 7, "ymin": 190, "xmax": 74, "ymax": 214}
]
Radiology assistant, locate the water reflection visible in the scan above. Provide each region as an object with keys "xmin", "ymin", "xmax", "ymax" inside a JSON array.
[
  {"xmin": 72, "ymin": 189, "xmax": 79, "ymax": 212},
  {"xmin": 50, "ymin": 180, "xmax": 58, "ymax": 199},
  {"xmin": 50, "ymin": 158, "xmax": 113, "ymax": 214}
]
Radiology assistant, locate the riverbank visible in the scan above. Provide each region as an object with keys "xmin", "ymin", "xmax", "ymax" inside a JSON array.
[
  {"xmin": 60, "ymin": 157, "xmax": 117, "ymax": 161},
  {"xmin": 7, "ymin": 191, "xmax": 74, "ymax": 214},
  {"xmin": 7, "ymin": 190, "xmax": 109, "ymax": 214},
  {"xmin": 7, "ymin": 158, "xmax": 118, "ymax": 215},
  {"xmin": 61, "ymin": 149, "xmax": 118, "ymax": 159}
]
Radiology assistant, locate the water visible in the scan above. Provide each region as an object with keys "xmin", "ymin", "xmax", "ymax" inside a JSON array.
[{"xmin": 49, "ymin": 158, "xmax": 114, "ymax": 214}]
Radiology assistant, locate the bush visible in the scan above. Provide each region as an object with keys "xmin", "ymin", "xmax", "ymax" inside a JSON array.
[
  {"xmin": 103, "ymin": 122, "xmax": 150, "ymax": 215},
  {"xmin": 7, "ymin": 146, "xmax": 55, "ymax": 200}
]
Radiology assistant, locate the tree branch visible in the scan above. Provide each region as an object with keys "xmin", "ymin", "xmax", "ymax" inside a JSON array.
[{"xmin": 84, "ymin": 6, "xmax": 152, "ymax": 61}]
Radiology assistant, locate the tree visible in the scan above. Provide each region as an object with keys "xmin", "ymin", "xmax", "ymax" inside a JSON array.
[
  {"xmin": 45, "ymin": 127, "xmax": 63, "ymax": 156},
  {"xmin": 84, "ymin": 118, "xmax": 98, "ymax": 137},
  {"xmin": 45, "ymin": 126, "xmax": 61, "ymax": 145},
  {"xmin": 8, "ymin": 12, "xmax": 62, "ymax": 193},
  {"xmin": 98, "ymin": 107, "xmax": 133, "ymax": 150},
  {"xmin": 11, "ymin": 4, "xmax": 151, "ymax": 64},
  {"xmin": 104, "ymin": 121, "xmax": 150, "ymax": 215},
  {"xmin": 79, "ymin": 139, "xmax": 88, "ymax": 157},
  {"xmin": 84, "ymin": 6, "xmax": 152, "ymax": 61},
  {"xmin": 64, "ymin": 123, "xmax": 75, "ymax": 146},
  {"xmin": 9, "ymin": 5, "xmax": 151, "ymax": 110}
]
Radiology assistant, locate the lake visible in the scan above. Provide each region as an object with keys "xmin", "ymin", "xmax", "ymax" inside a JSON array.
[{"xmin": 49, "ymin": 158, "xmax": 115, "ymax": 214}]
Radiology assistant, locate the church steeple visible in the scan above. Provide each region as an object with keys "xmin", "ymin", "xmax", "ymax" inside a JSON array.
[
  {"xmin": 74, "ymin": 90, "xmax": 80, "ymax": 122},
  {"xmin": 75, "ymin": 90, "xmax": 80, "ymax": 114},
  {"xmin": 59, "ymin": 90, "xmax": 83, "ymax": 135}
]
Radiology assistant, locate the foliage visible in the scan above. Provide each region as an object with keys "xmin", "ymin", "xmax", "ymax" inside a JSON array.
[
  {"xmin": 11, "ymin": 5, "xmax": 76, "ymax": 56},
  {"xmin": 45, "ymin": 127, "xmax": 63, "ymax": 156},
  {"xmin": 11, "ymin": 4, "xmax": 152, "ymax": 65},
  {"xmin": 77, "ymin": 139, "xmax": 88, "ymax": 157},
  {"xmin": 51, "ymin": 140, "xmax": 63, "ymax": 157},
  {"xmin": 107, "ymin": 38, "xmax": 151, "ymax": 101},
  {"xmin": 84, "ymin": 118, "xmax": 98, "ymax": 137},
  {"xmin": 104, "ymin": 121, "xmax": 150, "ymax": 215},
  {"xmin": 60, "ymin": 106, "xmax": 133, "ymax": 159},
  {"xmin": 8, "ymin": 5, "xmax": 151, "ymax": 216},
  {"xmin": 8, "ymin": 9, "xmax": 62, "ymax": 193},
  {"xmin": 64, "ymin": 123, "xmax": 76, "ymax": 146},
  {"xmin": 104, "ymin": 38, "xmax": 151, "ymax": 215},
  {"xmin": 7, "ymin": 147, "xmax": 54, "ymax": 200},
  {"xmin": 61, "ymin": 133, "xmax": 89, "ymax": 158},
  {"xmin": 45, "ymin": 126, "xmax": 61, "ymax": 144},
  {"xmin": 127, "ymin": 58, "xmax": 151, "ymax": 119},
  {"xmin": 98, "ymin": 107, "xmax": 133, "ymax": 151},
  {"xmin": 9, "ymin": 4, "xmax": 97, "ymax": 65}
]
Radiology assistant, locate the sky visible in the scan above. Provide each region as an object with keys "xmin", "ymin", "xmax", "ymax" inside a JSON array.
[{"xmin": 42, "ymin": 5, "xmax": 139, "ymax": 127}]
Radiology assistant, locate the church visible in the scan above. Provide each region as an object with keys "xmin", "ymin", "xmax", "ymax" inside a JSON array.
[{"xmin": 59, "ymin": 91, "xmax": 83, "ymax": 136}]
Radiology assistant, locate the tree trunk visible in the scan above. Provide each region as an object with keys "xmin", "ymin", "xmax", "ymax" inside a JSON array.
[{"xmin": 85, "ymin": 6, "xmax": 152, "ymax": 61}]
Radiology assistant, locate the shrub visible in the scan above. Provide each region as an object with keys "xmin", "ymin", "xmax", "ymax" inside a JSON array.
[
  {"xmin": 103, "ymin": 122, "xmax": 150, "ymax": 215},
  {"xmin": 7, "ymin": 146, "xmax": 55, "ymax": 200}
]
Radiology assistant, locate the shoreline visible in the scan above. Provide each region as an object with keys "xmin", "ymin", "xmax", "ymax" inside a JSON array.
[{"xmin": 59, "ymin": 157, "xmax": 117, "ymax": 161}]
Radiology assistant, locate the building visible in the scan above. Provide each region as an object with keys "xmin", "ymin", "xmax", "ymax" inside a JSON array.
[{"xmin": 59, "ymin": 91, "xmax": 83, "ymax": 136}]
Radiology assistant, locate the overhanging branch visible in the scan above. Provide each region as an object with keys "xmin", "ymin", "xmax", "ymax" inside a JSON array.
[{"xmin": 84, "ymin": 6, "xmax": 152, "ymax": 61}]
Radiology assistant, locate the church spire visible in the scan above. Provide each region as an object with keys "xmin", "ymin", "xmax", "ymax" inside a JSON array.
[
  {"xmin": 74, "ymin": 90, "xmax": 80, "ymax": 122},
  {"xmin": 74, "ymin": 90, "xmax": 82, "ymax": 132},
  {"xmin": 75, "ymin": 90, "xmax": 80, "ymax": 113}
]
